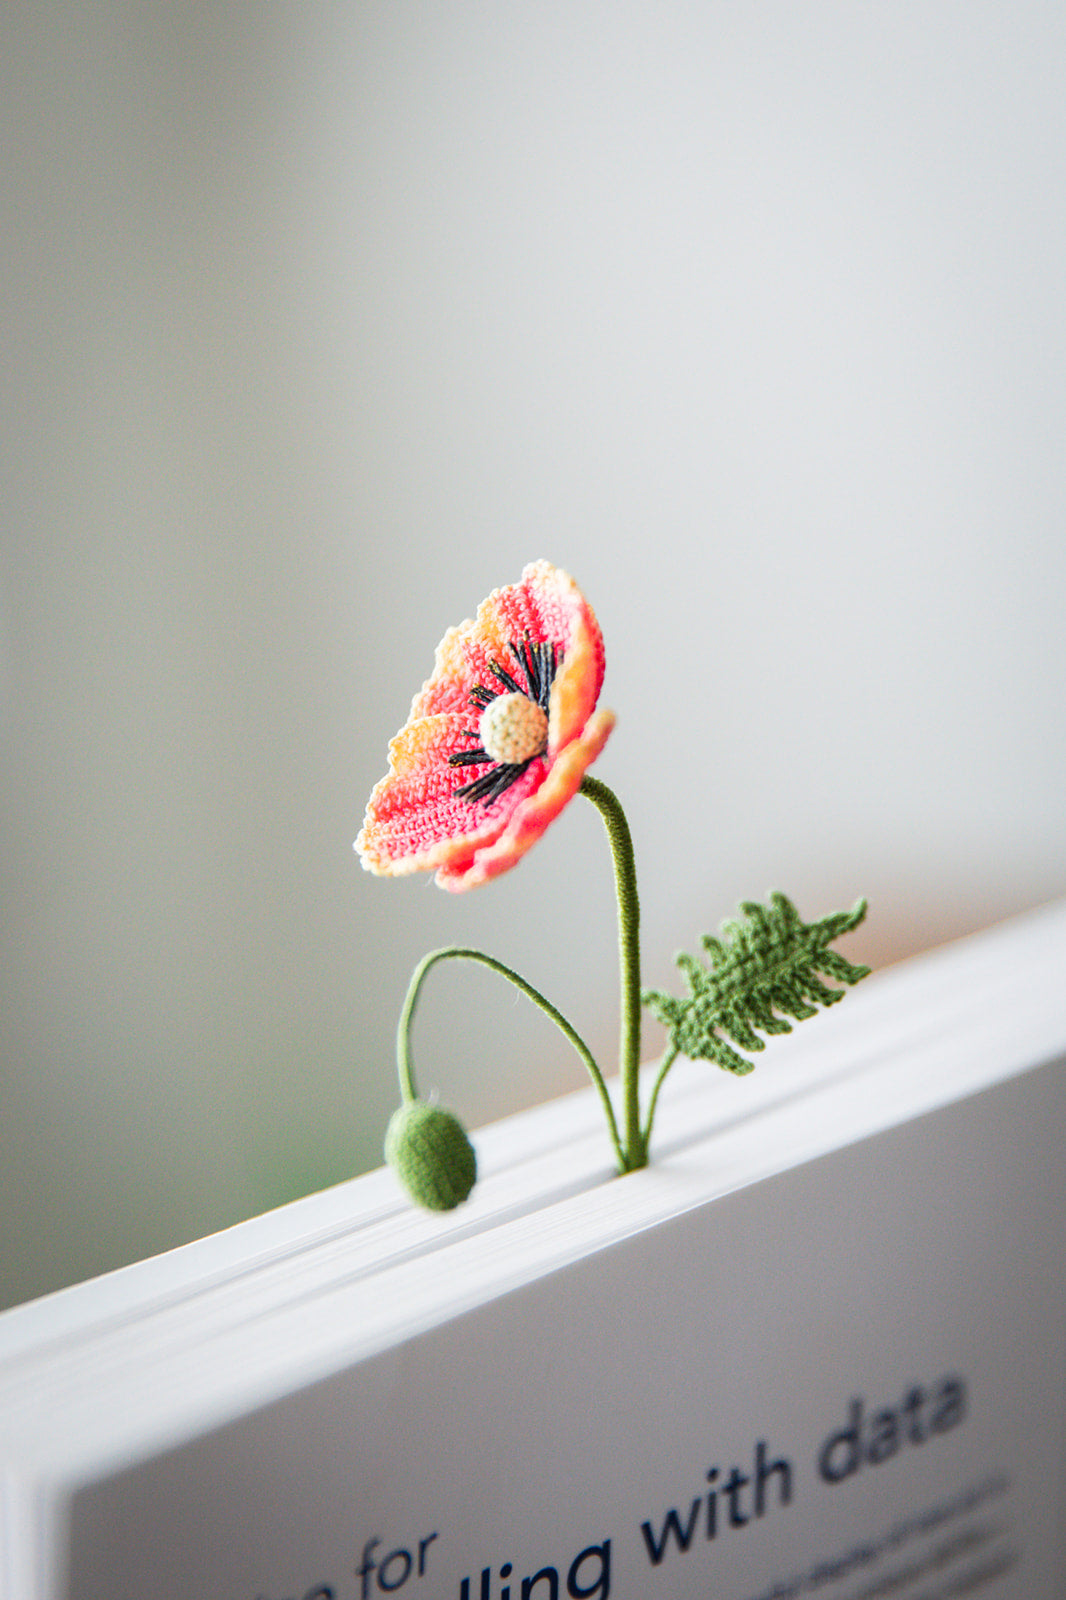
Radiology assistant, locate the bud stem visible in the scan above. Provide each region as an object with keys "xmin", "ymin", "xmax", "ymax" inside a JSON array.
[{"xmin": 396, "ymin": 945, "xmax": 625, "ymax": 1172}]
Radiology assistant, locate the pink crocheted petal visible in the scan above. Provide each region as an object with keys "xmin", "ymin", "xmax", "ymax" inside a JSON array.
[
  {"xmin": 504, "ymin": 560, "xmax": 605, "ymax": 753},
  {"xmin": 409, "ymin": 609, "xmax": 513, "ymax": 720},
  {"xmin": 355, "ymin": 713, "xmax": 546, "ymax": 876},
  {"xmin": 434, "ymin": 707, "xmax": 615, "ymax": 892},
  {"xmin": 547, "ymin": 603, "xmax": 603, "ymax": 757},
  {"xmin": 409, "ymin": 561, "xmax": 604, "ymax": 725}
]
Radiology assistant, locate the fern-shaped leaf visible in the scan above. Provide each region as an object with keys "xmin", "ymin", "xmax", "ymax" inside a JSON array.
[{"xmin": 642, "ymin": 892, "xmax": 870, "ymax": 1075}]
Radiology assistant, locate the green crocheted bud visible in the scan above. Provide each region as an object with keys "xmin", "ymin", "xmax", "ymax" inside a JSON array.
[{"xmin": 384, "ymin": 1101, "xmax": 477, "ymax": 1211}]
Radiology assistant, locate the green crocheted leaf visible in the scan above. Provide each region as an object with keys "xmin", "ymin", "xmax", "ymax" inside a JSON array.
[{"xmin": 642, "ymin": 893, "xmax": 870, "ymax": 1075}]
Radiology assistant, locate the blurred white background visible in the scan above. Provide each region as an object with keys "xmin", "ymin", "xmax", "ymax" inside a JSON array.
[{"xmin": 3, "ymin": 3, "xmax": 1065, "ymax": 1311}]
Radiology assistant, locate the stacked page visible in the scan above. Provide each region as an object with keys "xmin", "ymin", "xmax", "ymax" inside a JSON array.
[{"xmin": 2, "ymin": 900, "xmax": 1065, "ymax": 1600}]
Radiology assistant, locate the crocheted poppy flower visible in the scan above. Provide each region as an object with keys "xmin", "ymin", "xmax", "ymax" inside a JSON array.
[{"xmin": 356, "ymin": 560, "xmax": 615, "ymax": 891}]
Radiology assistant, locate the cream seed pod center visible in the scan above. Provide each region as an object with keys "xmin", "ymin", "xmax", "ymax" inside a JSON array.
[{"xmin": 479, "ymin": 691, "xmax": 549, "ymax": 766}]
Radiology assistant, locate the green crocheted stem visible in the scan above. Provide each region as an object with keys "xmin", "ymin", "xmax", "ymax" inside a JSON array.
[
  {"xmin": 579, "ymin": 776, "xmax": 645, "ymax": 1171},
  {"xmin": 640, "ymin": 1041, "xmax": 680, "ymax": 1149},
  {"xmin": 396, "ymin": 945, "xmax": 625, "ymax": 1171}
]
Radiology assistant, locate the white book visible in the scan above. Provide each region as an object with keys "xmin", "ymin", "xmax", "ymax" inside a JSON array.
[{"xmin": 2, "ymin": 900, "xmax": 1065, "ymax": 1600}]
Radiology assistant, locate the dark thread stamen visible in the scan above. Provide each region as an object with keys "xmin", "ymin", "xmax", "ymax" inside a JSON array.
[
  {"xmin": 469, "ymin": 683, "xmax": 496, "ymax": 708},
  {"xmin": 455, "ymin": 761, "xmax": 530, "ymax": 804},
  {"xmin": 538, "ymin": 642, "xmax": 554, "ymax": 710},
  {"xmin": 489, "ymin": 661, "xmax": 524, "ymax": 695},
  {"xmin": 448, "ymin": 747, "xmax": 489, "ymax": 768},
  {"xmin": 513, "ymin": 635, "xmax": 540, "ymax": 701}
]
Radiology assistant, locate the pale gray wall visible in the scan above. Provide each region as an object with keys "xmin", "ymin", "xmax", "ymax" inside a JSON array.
[{"xmin": 3, "ymin": 3, "xmax": 1065, "ymax": 1309}]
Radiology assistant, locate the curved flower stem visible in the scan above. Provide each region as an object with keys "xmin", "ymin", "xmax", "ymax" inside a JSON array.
[
  {"xmin": 579, "ymin": 776, "xmax": 645, "ymax": 1171},
  {"xmin": 397, "ymin": 945, "xmax": 626, "ymax": 1172},
  {"xmin": 640, "ymin": 1042, "xmax": 680, "ymax": 1149}
]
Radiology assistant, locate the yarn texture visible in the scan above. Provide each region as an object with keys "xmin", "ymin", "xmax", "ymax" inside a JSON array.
[{"xmin": 384, "ymin": 1102, "xmax": 477, "ymax": 1211}]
